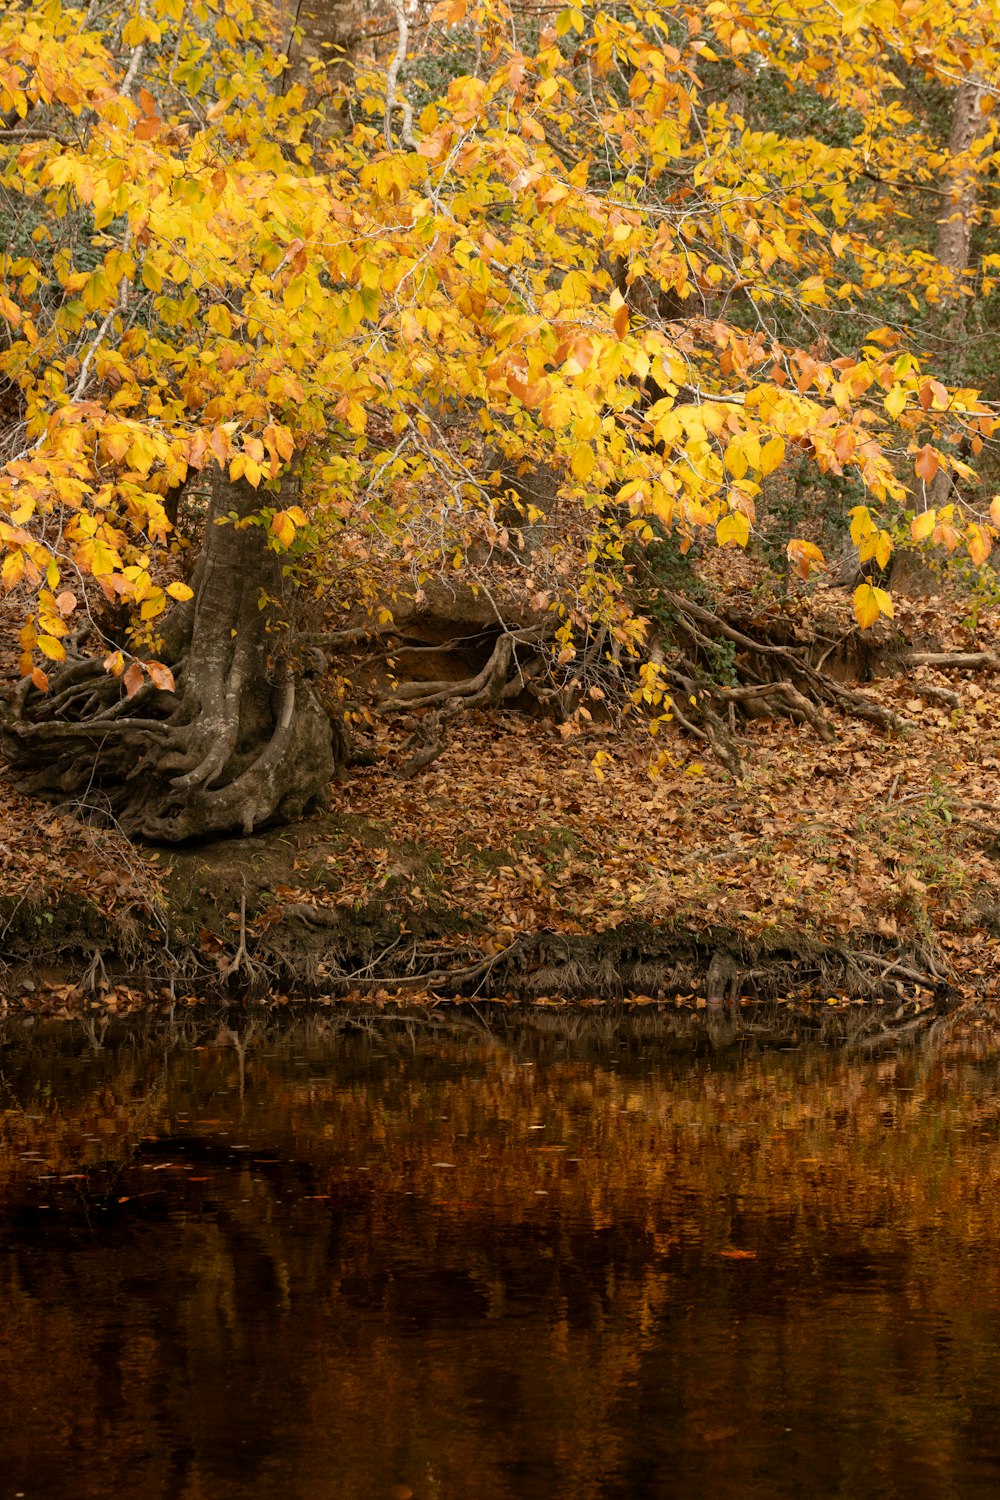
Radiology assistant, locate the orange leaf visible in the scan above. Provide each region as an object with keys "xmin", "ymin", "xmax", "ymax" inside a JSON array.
[
  {"xmin": 968, "ymin": 523, "xmax": 991, "ymax": 568},
  {"xmin": 209, "ymin": 428, "xmax": 229, "ymax": 467},
  {"xmin": 914, "ymin": 445, "xmax": 939, "ymax": 483},
  {"xmin": 786, "ymin": 538, "xmax": 826, "ymax": 579},
  {"xmin": 147, "ymin": 661, "xmax": 176, "ymax": 693},
  {"xmin": 123, "ymin": 663, "xmax": 144, "ymax": 697},
  {"xmin": 271, "ymin": 510, "xmax": 296, "ymax": 548}
]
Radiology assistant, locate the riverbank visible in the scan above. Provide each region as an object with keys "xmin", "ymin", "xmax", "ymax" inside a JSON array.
[{"xmin": 3, "ymin": 619, "xmax": 1000, "ymax": 1041}]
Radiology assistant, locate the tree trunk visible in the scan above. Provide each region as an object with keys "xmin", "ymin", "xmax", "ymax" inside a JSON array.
[
  {"xmin": 1, "ymin": 470, "xmax": 335, "ymax": 841},
  {"xmin": 925, "ymin": 79, "xmax": 986, "ymax": 507},
  {"xmin": 934, "ymin": 80, "xmax": 986, "ymax": 373},
  {"xmin": 280, "ymin": 0, "xmax": 361, "ymax": 124}
]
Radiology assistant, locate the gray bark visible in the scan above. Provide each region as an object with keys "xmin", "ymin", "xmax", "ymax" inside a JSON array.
[
  {"xmin": 1, "ymin": 470, "xmax": 336, "ymax": 841},
  {"xmin": 928, "ymin": 80, "xmax": 986, "ymax": 506},
  {"xmin": 934, "ymin": 80, "xmax": 987, "ymax": 366}
]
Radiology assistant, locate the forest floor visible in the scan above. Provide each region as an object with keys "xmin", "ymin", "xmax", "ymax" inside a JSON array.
[{"xmin": 3, "ymin": 554, "xmax": 1000, "ymax": 1045}]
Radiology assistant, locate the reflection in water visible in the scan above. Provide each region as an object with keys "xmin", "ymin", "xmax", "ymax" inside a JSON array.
[{"xmin": 0, "ymin": 1014, "xmax": 999, "ymax": 1500}]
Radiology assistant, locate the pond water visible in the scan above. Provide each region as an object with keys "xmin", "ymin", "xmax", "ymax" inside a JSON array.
[{"xmin": 0, "ymin": 1013, "xmax": 999, "ymax": 1500}]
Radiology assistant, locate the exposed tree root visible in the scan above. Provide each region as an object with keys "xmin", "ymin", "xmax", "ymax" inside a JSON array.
[
  {"xmin": 0, "ymin": 471, "xmax": 335, "ymax": 841},
  {"xmin": 647, "ymin": 591, "xmax": 913, "ymax": 773},
  {"xmin": 905, "ymin": 650, "xmax": 1000, "ymax": 672},
  {"xmin": 379, "ymin": 624, "xmax": 553, "ymax": 776},
  {"xmin": 205, "ymin": 905, "xmax": 956, "ymax": 1018},
  {"xmin": 336, "ymin": 572, "xmax": 1000, "ymax": 782},
  {"xmin": 362, "ymin": 589, "xmax": 919, "ymax": 776}
]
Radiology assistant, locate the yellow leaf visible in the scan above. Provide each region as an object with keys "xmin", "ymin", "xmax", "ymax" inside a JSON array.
[
  {"xmin": 80, "ymin": 537, "xmax": 119, "ymax": 577},
  {"xmin": 990, "ymin": 496, "xmax": 1000, "ymax": 529},
  {"xmin": 853, "ymin": 583, "xmax": 880, "ymax": 629},
  {"xmin": 590, "ymin": 749, "xmax": 611, "ymax": 781},
  {"xmin": 165, "ymin": 581, "xmax": 194, "ymax": 601},
  {"xmin": 716, "ymin": 512, "xmax": 750, "ymax": 548},
  {"xmin": 571, "ymin": 443, "xmax": 595, "ymax": 482},
  {"xmin": 911, "ymin": 509, "xmax": 936, "ymax": 543},
  {"xmin": 849, "ymin": 505, "xmax": 876, "ymax": 545},
  {"xmin": 884, "ymin": 385, "xmax": 907, "ymax": 419},
  {"xmin": 37, "ymin": 634, "xmax": 66, "ymax": 662},
  {"xmin": 1, "ymin": 551, "xmax": 24, "ymax": 591},
  {"xmin": 127, "ymin": 432, "xmax": 159, "ymax": 476},
  {"xmin": 272, "ymin": 428, "xmax": 295, "ymax": 462},
  {"xmin": 102, "ymin": 426, "xmax": 131, "ymax": 463},
  {"xmin": 759, "ymin": 435, "xmax": 785, "ymax": 476},
  {"xmin": 283, "ymin": 275, "xmax": 306, "ymax": 313},
  {"xmin": 723, "ymin": 440, "xmax": 748, "ymax": 480},
  {"xmin": 873, "ymin": 586, "xmax": 893, "ymax": 620},
  {"xmin": 556, "ymin": 6, "xmax": 585, "ymax": 37}
]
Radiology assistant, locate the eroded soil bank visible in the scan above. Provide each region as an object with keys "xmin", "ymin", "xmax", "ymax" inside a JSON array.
[
  {"xmin": 6, "ymin": 577, "xmax": 1000, "ymax": 1048},
  {"xmin": 0, "ymin": 794, "xmax": 959, "ymax": 1050}
]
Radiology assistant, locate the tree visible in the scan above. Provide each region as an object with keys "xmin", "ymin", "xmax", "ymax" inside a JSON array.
[{"xmin": 1, "ymin": 0, "xmax": 999, "ymax": 837}]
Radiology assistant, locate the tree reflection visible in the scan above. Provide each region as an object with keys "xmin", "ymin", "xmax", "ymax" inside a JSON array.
[{"xmin": 0, "ymin": 1018, "xmax": 999, "ymax": 1499}]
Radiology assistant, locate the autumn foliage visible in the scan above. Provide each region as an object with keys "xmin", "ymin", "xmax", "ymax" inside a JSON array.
[{"xmin": 1, "ymin": 0, "xmax": 999, "ymax": 829}]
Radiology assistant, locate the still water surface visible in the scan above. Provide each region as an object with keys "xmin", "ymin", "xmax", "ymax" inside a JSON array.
[{"xmin": 1, "ymin": 1014, "xmax": 999, "ymax": 1500}]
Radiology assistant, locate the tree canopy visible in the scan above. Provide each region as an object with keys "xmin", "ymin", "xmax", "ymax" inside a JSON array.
[{"xmin": 1, "ymin": 0, "xmax": 999, "ymax": 831}]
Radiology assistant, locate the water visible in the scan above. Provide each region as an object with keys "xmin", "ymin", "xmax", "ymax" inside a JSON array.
[{"xmin": 0, "ymin": 1013, "xmax": 999, "ymax": 1500}]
